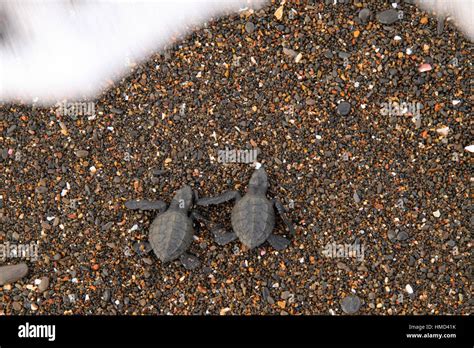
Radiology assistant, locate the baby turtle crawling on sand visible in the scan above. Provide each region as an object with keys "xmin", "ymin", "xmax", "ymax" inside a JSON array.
[
  {"xmin": 197, "ymin": 168, "xmax": 295, "ymax": 250},
  {"xmin": 125, "ymin": 185, "xmax": 207, "ymax": 270}
]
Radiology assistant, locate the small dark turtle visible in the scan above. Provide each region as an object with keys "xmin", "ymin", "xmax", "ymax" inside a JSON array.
[
  {"xmin": 197, "ymin": 168, "xmax": 295, "ymax": 250},
  {"xmin": 125, "ymin": 185, "xmax": 207, "ymax": 270}
]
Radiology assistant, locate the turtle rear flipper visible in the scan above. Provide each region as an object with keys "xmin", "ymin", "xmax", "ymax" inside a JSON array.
[
  {"xmin": 179, "ymin": 253, "xmax": 200, "ymax": 270},
  {"xmin": 273, "ymin": 199, "xmax": 295, "ymax": 236},
  {"xmin": 190, "ymin": 210, "xmax": 211, "ymax": 224},
  {"xmin": 267, "ymin": 234, "xmax": 290, "ymax": 250},
  {"xmin": 196, "ymin": 190, "xmax": 241, "ymax": 206},
  {"xmin": 125, "ymin": 199, "xmax": 167, "ymax": 212},
  {"xmin": 212, "ymin": 226, "xmax": 237, "ymax": 245}
]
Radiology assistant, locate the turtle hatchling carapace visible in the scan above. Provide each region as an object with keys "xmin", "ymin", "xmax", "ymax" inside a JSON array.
[{"xmin": 125, "ymin": 185, "xmax": 207, "ymax": 270}]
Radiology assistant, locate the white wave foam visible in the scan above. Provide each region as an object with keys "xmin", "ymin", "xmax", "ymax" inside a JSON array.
[{"xmin": 0, "ymin": 0, "xmax": 471, "ymax": 104}]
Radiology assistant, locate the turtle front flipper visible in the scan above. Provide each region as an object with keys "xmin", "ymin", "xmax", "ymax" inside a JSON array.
[
  {"xmin": 196, "ymin": 190, "xmax": 241, "ymax": 206},
  {"xmin": 273, "ymin": 199, "xmax": 295, "ymax": 236},
  {"xmin": 211, "ymin": 225, "xmax": 237, "ymax": 245},
  {"xmin": 267, "ymin": 234, "xmax": 290, "ymax": 250},
  {"xmin": 125, "ymin": 199, "xmax": 167, "ymax": 212},
  {"xmin": 179, "ymin": 253, "xmax": 200, "ymax": 270}
]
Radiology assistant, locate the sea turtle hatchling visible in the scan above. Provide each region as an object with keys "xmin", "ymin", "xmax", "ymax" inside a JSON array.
[
  {"xmin": 197, "ymin": 168, "xmax": 295, "ymax": 250},
  {"xmin": 125, "ymin": 185, "xmax": 207, "ymax": 270}
]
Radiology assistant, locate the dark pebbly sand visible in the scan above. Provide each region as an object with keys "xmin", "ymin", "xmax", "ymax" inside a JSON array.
[{"xmin": 0, "ymin": 1, "xmax": 471, "ymax": 315}]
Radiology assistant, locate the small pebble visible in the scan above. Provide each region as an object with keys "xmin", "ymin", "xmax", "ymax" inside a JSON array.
[
  {"xmin": 74, "ymin": 150, "xmax": 89, "ymax": 158},
  {"xmin": 465, "ymin": 145, "xmax": 474, "ymax": 153},
  {"xmin": 396, "ymin": 231, "xmax": 409, "ymax": 241},
  {"xmin": 337, "ymin": 101, "xmax": 351, "ymax": 116},
  {"xmin": 38, "ymin": 277, "xmax": 49, "ymax": 292},
  {"xmin": 341, "ymin": 295, "xmax": 362, "ymax": 314},
  {"xmin": 376, "ymin": 9, "xmax": 400, "ymax": 25},
  {"xmin": 245, "ymin": 21, "xmax": 255, "ymax": 34},
  {"xmin": 12, "ymin": 302, "xmax": 22, "ymax": 311},
  {"xmin": 353, "ymin": 191, "xmax": 361, "ymax": 203},
  {"xmin": 418, "ymin": 63, "xmax": 432, "ymax": 72},
  {"xmin": 0, "ymin": 264, "xmax": 28, "ymax": 285}
]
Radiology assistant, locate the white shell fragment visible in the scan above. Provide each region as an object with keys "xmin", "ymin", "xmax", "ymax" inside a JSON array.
[
  {"xmin": 418, "ymin": 63, "xmax": 432, "ymax": 72},
  {"xmin": 464, "ymin": 145, "xmax": 474, "ymax": 153},
  {"xmin": 436, "ymin": 126, "xmax": 450, "ymax": 136}
]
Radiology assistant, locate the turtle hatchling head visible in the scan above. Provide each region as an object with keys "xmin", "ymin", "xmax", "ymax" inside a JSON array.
[
  {"xmin": 248, "ymin": 168, "xmax": 268, "ymax": 194},
  {"xmin": 170, "ymin": 185, "xmax": 193, "ymax": 211}
]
